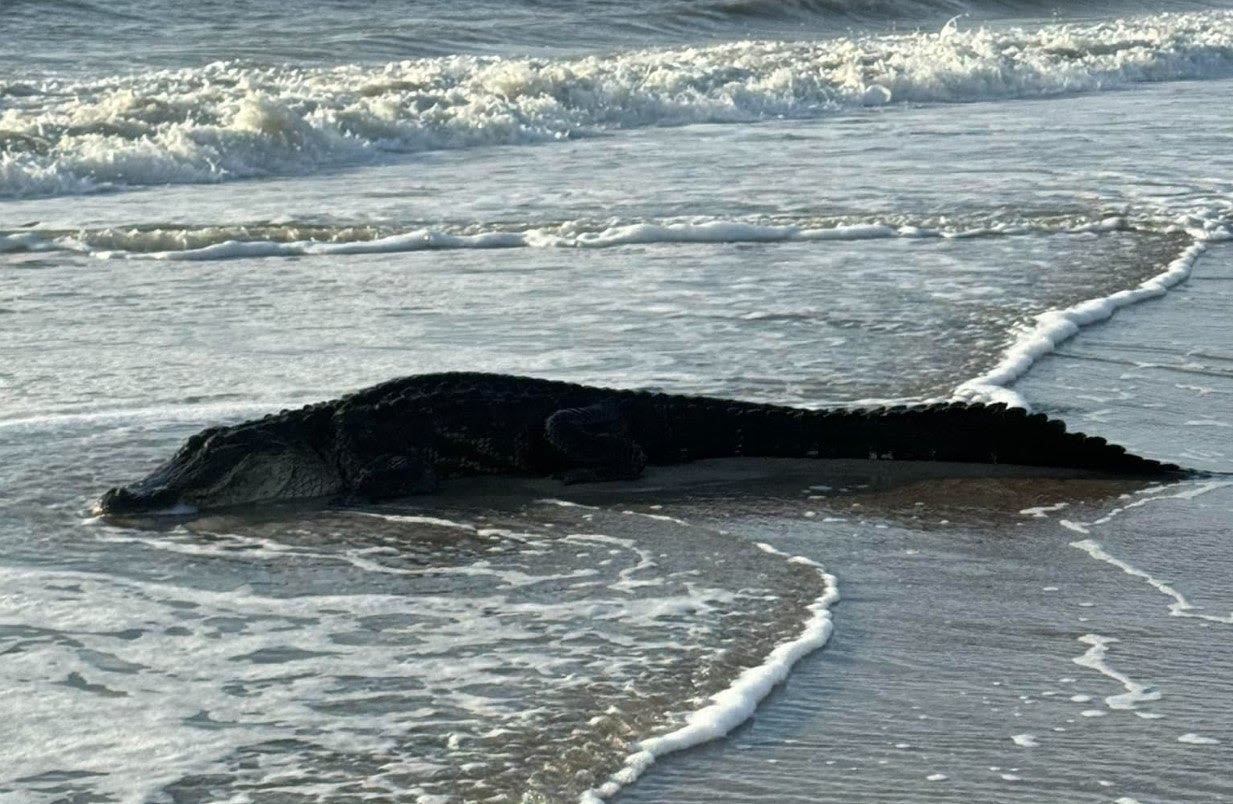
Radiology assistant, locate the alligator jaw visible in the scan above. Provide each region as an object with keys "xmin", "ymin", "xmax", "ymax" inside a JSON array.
[{"xmin": 95, "ymin": 483, "xmax": 192, "ymax": 517}]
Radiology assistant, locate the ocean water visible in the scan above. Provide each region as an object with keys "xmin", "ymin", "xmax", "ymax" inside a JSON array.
[{"xmin": 2, "ymin": 1, "xmax": 1232, "ymax": 801}]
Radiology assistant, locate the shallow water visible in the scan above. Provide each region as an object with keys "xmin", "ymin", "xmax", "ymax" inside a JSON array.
[
  {"xmin": 3, "ymin": 3, "xmax": 1233, "ymax": 801},
  {"xmin": 620, "ymin": 246, "xmax": 1233, "ymax": 803},
  {"xmin": 2, "ymin": 499, "xmax": 834, "ymax": 802}
]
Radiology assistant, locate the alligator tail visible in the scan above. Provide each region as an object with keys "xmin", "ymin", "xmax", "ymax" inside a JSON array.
[{"xmin": 679, "ymin": 401, "xmax": 1180, "ymax": 475}]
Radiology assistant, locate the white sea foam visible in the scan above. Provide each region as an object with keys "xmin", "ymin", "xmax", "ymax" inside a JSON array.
[
  {"xmin": 955, "ymin": 240, "xmax": 1208, "ymax": 407},
  {"xmin": 1071, "ymin": 538, "xmax": 1233, "ymax": 625},
  {"xmin": 4, "ymin": 11, "xmax": 1233, "ymax": 197},
  {"xmin": 0, "ymin": 231, "xmax": 57, "ymax": 253},
  {"xmin": 1, "ymin": 215, "xmax": 1132, "ymax": 261},
  {"xmin": 538, "ymin": 498, "xmax": 599, "ymax": 509},
  {"xmin": 343, "ymin": 511, "xmax": 479, "ymax": 531},
  {"xmin": 581, "ymin": 542, "xmax": 839, "ymax": 802},
  {"xmin": 1020, "ymin": 502, "xmax": 1068, "ymax": 518},
  {"xmin": 1178, "ymin": 733, "xmax": 1221, "ymax": 745},
  {"xmin": 1072, "ymin": 634, "xmax": 1162, "ymax": 713},
  {"xmin": 564, "ymin": 532, "xmax": 668, "ymax": 595},
  {"xmin": 622, "ymin": 509, "xmax": 693, "ymax": 526},
  {"xmin": 1062, "ymin": 481, "xmax": 1233, "ymax": 624}
]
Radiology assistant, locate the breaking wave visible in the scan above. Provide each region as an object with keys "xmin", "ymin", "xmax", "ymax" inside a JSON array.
[
  {"xmin": 2, "ymin": 213, "xmax": 1185, "ymax": 262},
  {"xmin": 3, "ymin": 10, "xmax": 1233, "ymax": 198}
]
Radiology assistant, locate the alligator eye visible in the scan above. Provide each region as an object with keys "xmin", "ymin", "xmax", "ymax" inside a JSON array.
[{"xmin": 185, "ymin": 426, "xmax": 225, "ymax": 452}]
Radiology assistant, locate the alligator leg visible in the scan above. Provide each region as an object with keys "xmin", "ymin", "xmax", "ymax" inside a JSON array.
[
  {"xmin": 334, "ymin": 409, "xmax": 438, "ymax": 499},
  {"xmin": 349, "ymin": 453, "xmax": 438, "ymax": 499},
  {"xmin": 545, "ymin": 402, "xmax": 647, "ymax": 483}
]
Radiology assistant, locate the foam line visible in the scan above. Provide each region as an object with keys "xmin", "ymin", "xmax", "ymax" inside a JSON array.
[
  {"xmin": 1020, "ymin": 502, "xmax": 1069, "ymax": 519},
  {"xmin": 1063, "ymin": 481, "xmax": 1233, "ymax": 623},
  {"xmin": 538, "ymin": 498, "xmax": 599, "ymax": 509},
  {"xmin": 5, "ymin": 217, "xmax": 1138, "ymax": 261},
  {"xmin": 342, "ymin": 511, "xmax": 479, "ymax": 531},
  {"xmin": 954, "ymin": 240, "xmax": 1208, "ymax": 408},
  {"xmin": 1071, "ymin": 539, "xmax": 1233, "ymax": 625},
  {"xmin": 581, "ymin": 542, "xmax": 839, "ymax": 802},
  {"xmin": 622, "ymin": 510, "xmax": 692, "ymax": 526},
  {"xmin": 1062, "ymin": 480, "xmax": 1233, "ymax": 532},
  {"xmin": 102, "ymin": 220, "xmax": 1061, "ymax": 261},
  {"xmin": 564, "ymin": 533, "xmax": 663, "ymax": 594},
  {"xmin": 1073, "ymin": 634, "xmax": 1162, "ymax": 711}
]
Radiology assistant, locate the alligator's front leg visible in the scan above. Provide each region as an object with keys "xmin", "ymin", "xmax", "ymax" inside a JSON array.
[
  {"xmin": 545, "ymin": 402, "xmax": 647, "ymax": 483},
  {"xmin": 347, "ymin": 453, "xmax": 438, "ymax": 499},
  {"xmin": 334, "ymin": 408, "xmax": 438, "ymax": 499}
]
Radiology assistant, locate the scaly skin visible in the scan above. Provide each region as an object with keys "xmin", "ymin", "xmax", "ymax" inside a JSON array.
[{"xmin": 96, "ymin": 372, "xmax": 1181, "ymax": 515}]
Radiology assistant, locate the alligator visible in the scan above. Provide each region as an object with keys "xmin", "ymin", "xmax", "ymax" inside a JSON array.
[{"xmin": 96, "ymin": 372, "xmax": 1181, "ymax": 516}]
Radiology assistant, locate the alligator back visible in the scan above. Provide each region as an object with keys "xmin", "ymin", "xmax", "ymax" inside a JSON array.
[{"xmin": 335, "ymin": 373, "xmax": 1175, "ymax": 476}]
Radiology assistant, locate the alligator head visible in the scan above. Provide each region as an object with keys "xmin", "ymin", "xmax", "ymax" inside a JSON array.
[{"xmin": 96, "ymin": 416, "xmax": 343, "ymax": 516}]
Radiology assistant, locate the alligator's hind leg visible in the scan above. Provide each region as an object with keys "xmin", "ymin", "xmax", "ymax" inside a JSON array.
[{"xmin": 545, "ymin": 402, "xmax": 647, "ymax": 483}]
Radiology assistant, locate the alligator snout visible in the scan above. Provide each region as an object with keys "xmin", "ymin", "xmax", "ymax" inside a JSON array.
[
  {"xmin": 96, "ymin": 485, "xmax": 178, "ymax": 516},
  {"xmin": 96, "ymin": 486, "xmax": 140, "ymax": 514}
]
